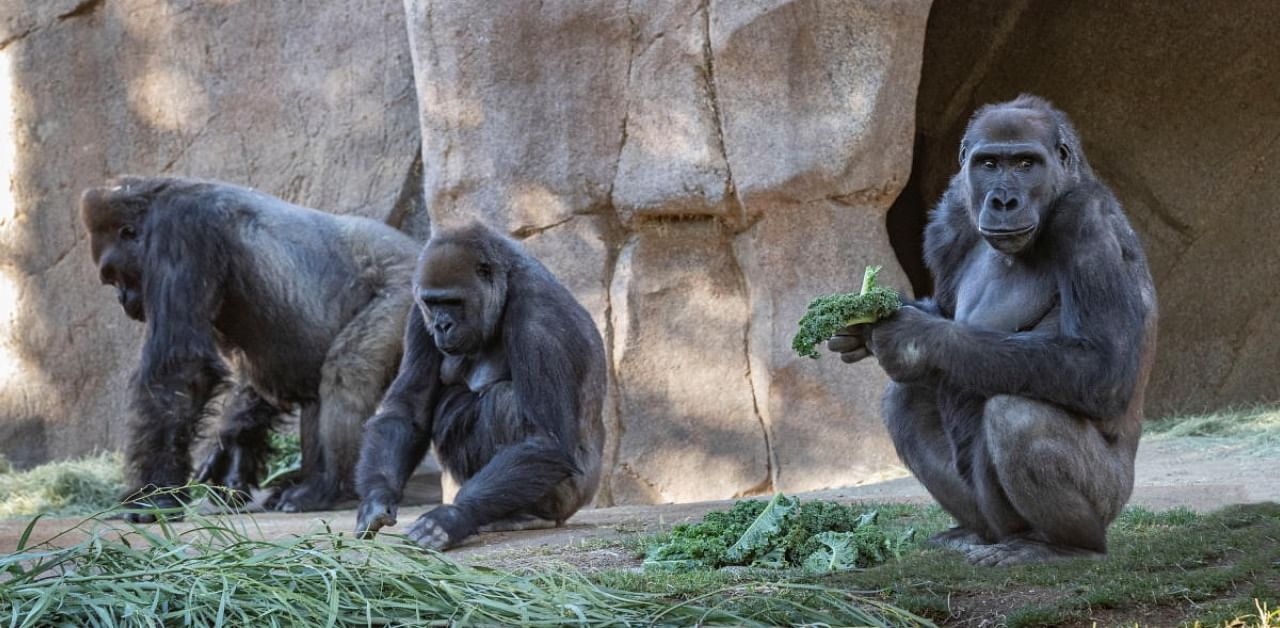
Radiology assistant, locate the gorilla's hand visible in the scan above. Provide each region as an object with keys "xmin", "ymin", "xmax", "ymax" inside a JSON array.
[
  {"xmin": 827, "ymin": 324, "xmax": 873, "ymax": 363},
  {"xmin": 407, "ymin": 505, "xmax": 474, "ymax": 551},
  {"xmin": 865, "ymin": 305, "xmax": 936, "ymax": 383},
  {"xmin": 355, "ymin": 492, "xmax": 399, "ymax": 539}
]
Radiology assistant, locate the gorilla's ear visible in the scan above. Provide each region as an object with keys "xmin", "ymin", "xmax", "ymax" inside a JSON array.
[
  {"xmin": 957, "ymin": 138, "xmax": 969, "ymax": 166},
  {"xmin": 1056, "ymin": 125, "xmax": 1082, "ymax": 176}
]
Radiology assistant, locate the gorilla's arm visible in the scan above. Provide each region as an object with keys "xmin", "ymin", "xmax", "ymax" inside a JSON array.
[
  {"xmin": 127, "ymin": 200, "xmax": 231, "ymax": 497},
  {"xmin": 874, "ymin": 197, "xmax": 1149, "ymax": 421},
  {"xmin": 354, "ymin": 310, "xmax": 442, "ymax": 536}
]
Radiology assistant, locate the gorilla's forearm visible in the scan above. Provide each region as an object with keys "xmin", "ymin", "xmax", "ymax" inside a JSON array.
[
  {"xmin": 128, "ymin": 354, "xmax": 229, "ymax": 487},
  {"xmin": 355, "ymin": 313, "xmax": 442, "ymax": 503},
  {"xmin": 919, "ymin": 318, "xmax": 1139, "ymax": 420}
]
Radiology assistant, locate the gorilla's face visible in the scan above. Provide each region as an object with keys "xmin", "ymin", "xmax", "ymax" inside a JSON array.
[
  {"xmin": 414, "ymin": 241, "xmax": 506, "ymax": 356},
  {"xmin": 961, "ymin": 109, "xmax": 1069, "ymax": 256},
  {"xmin": 81, "ymin": 184, "xmax": 148, "ymax": 322}
]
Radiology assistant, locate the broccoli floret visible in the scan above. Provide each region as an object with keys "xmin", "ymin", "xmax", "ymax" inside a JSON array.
[{"xmin": 791, "ymin": 265, "xmax": 902, "ymax": 359}]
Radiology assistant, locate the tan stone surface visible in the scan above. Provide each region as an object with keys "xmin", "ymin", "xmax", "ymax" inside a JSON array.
[{"xmin": 608, "ymin": 221, "xmax": 769, "ymax": 503}]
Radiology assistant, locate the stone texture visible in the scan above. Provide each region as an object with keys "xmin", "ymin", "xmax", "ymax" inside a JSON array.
[
  {"xmin": 711, "ymin": 0, "xmax": 925, "ymax": 207},
  {"xmin": 0, "ymin": 0, "xmax": 419, "ymax": 468},
  {"xmin": 611, "ymin": 0, "xmax": 733, "ymax": 223},
  {"xmin": 609, "ymin": 222, "xmax": 769, "ymax": 503},
  {"xmin": 405, "ymin": 0, "xmax": 630, "ymax": 232},
  {"xmin": 896, "ymin": 0, "xmax": 1280, "ymax": 418}
]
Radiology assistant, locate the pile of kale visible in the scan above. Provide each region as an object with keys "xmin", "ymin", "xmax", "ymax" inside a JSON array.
[{"xmin": 644, "ymin": 494, "xmax": 914, "ymax": 574}]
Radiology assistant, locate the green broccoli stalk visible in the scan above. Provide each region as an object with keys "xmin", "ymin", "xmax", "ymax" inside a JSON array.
[{"xmin": 791, "ymin": 265, "xmax": 902, "ymax": 359}]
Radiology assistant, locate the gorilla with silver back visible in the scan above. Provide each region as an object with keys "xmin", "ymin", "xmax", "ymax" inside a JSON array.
[
  {"xmin": 81, "ymin": 177, "xmax": 420, "ymax": 520},
  {"xmin": 829, "ymin": 95, "xmax": 1157, "ymax": 565}
]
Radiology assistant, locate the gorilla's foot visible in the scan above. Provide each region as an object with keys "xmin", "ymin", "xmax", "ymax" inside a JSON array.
[
  {"xmin": 964, "ymin": 537, "xmax": 1102, "ymax": 566},
  {"xmin": 408, "ymin": 505, "xmax": 474, "ymax": 551},
  {"xmin": 926, "ymin": 526, "xmax": 989, "ymax": 551},
  {"xmin": 267, "ymin": 478, "xmax": 341, "ymax": 513}
]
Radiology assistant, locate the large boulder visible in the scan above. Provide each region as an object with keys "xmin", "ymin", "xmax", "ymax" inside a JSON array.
[
  {"xmin": 0, "ymin": 0, "xmax": 420, "ymax": 468},
  {"xmin": 406, "ymin": 0, "xmax": 930, "ymax": 502}
]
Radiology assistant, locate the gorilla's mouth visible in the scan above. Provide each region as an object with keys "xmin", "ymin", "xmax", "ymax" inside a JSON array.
[
  {"xmin": 979, "ymin": 225, "xmax": 1037, "ymax": 254},
  {"xmin": 116, "ymin": 285, "xmax": 145, "ymax": 321}
]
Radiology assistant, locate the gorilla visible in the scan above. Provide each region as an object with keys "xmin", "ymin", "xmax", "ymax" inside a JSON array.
[
  {"xmin": 354, "ymin": 223, "xmax": 606, "ymax": 551},
  {"xmin": 829, "ymin": 95, "xmax": 1157, "ymax": 565},
  {"xmin": 81, "ymin": 176, "xmax": 420, "ymax": 521}
]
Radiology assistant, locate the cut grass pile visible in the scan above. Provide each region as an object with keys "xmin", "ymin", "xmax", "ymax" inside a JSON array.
[
  {"xmin": 0, "ymin": 497, "xmax": 931, "ymax": 627},
  {"xmin": 0, "ymin": 452, "xmax": 124, "ymax": 519},
  {"xmin": 0, "ymin": 433, "xmax": 304, "ymax": 519},
  {"xmin": 1147, "ymin": 405, "xmax": 1280, "ymax": 454}
]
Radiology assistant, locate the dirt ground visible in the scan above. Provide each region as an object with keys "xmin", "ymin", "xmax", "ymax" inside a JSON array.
[{"xmin": 2, "ymin": 435, "xmax": 1277, "ymax": 566}]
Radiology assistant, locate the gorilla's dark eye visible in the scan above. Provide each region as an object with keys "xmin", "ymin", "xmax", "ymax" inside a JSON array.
[
  {"xmin": 119, "ymin": 225, "xmax": 138, "ymax": 241},
  {"xmin": 1018, "ymin": 158, "xmax": 1034, "ymax": 169},
  {"xmin": 476, "ymin": 262, "xmax": 492, "ymax": 279},
  {"xmin": 981, "ymin": 158, "xmax": 997, "ymax": 170}
]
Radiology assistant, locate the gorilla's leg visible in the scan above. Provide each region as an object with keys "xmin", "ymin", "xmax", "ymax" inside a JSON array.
[
  {"xmin": 196, "ymin": 383, "xmax": 280, "ymax": 503},
  {"xmin": 883, "ymin": 382, "xmax": 993, "ymax": 548},
  {"xmin": 965, "ymin": 395, "xmax": 1135, "ymax": 566},
  {"xmin": 273, "ymin": 291, "xmax": 408, "ymax": 512},
  {"xmin": 409, "ymin": 383, "xmax": 576, "ymax": 550}
]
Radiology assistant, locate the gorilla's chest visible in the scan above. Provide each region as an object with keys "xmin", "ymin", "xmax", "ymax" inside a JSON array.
[
  {"xmin": 953, "ymin": 249, "xmax": 1058, "ymax": 333},
  {"xmin": 441, "ymin": 349, "xmax": 511, "ymax": 392}
]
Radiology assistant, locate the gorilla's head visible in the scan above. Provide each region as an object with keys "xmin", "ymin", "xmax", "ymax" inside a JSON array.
[
  {"xmin": 958, "ymin": 94, "xmax": 1087, "ymax": 256},
  {"xmin": 414, "ymin": 227, "xmax": 510, "ymax": 356},
  {"xmin": 80, "ymin": 177, "xmax": 164, "ymax": 322}
]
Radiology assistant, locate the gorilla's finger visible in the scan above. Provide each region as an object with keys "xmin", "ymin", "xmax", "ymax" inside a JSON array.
[
  {"xmin": 827, "ymin": 334, "xmax": 865, "ymax": 353},
  {"xmin": 840, "ymin": 348, "xmax": 872, "ymax": 363},
  {"xmin": 833, "ymin": 323, "xmax": 869, "ymax": 337}
]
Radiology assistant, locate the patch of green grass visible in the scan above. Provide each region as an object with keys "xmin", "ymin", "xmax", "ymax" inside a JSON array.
[
  {"xmin": 1, "ymin": 490, "xmax": 932, "ymax": 627},
  {"xmin": 821, "ymin": 502, "xmax": 1280, "ymax": 625},
  {"xmin": 1147, "ymin": 405, "xmax": 1280, "ymax": 453},
  {"xmin": 0, "ymin": 452, "xmax": 125, "ymax": 518}
]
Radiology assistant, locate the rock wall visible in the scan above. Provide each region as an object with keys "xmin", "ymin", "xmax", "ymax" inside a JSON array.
[
  {"xmin": 891, "ymin": 0, "xmax": 1280, "ymax": 418},
  {"xmin": 406, "ymin": 0, "xmax": 931, "ymax": 502},
  {"xmin": 0, "ymin": 0, "xmax": 421, "ymax": 468}
]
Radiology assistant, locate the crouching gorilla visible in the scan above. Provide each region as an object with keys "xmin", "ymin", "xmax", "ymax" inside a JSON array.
[
  {"xmin": 829, "ymin": 95, "xmax": 1157, "ymax": 565},
  {"xmin": 355, "ymin": 223, "xmax": 606, "ymax": 550},
  {"xmin": 81, "ymin": 177, "xmax": 420, "ymax": 521}
]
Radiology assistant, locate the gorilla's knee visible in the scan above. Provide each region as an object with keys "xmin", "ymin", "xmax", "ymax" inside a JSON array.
[{"xmin": 983, "ymin": 395, "xmax": 1061, "ymax": 449}]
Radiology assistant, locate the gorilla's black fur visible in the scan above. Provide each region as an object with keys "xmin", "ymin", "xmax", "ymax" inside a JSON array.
[{"xmin": 81, "ymin": 176, "xmax": 419, "ymax": 520}]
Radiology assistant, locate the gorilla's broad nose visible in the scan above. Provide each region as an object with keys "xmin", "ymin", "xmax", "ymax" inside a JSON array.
[
  {"xmin": 435, "ymin": 321, "xmax": 454, "ymax": 334},
  {"xmin": 990, "ymin": 192, "xmax": 1019, "ymax": 211}
]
